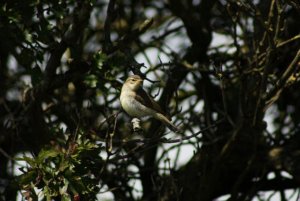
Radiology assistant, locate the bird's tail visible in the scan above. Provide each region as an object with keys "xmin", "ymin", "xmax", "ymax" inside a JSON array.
[{"xmin": 154, "ymin": 113, "xmax": 179, "ymax": 132}]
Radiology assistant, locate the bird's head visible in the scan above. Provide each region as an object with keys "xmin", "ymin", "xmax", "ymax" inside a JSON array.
[{"xmin": 125, "ymin": 75, "xmax": 144, "ymax": 91}]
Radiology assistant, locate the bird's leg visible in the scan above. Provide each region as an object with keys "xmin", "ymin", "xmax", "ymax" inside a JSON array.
[{"xmin": 131, "ymin": 118, "xmax": 142, "ymax": 133}]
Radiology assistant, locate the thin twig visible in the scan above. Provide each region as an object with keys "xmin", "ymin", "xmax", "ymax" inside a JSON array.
[
  {"xmin": 103, "ymin": 0, "xmax": 116, "ymax": 52},
  {"xmin": 0, "ymin": 148, "xmax": 14, "ymax": 160}
]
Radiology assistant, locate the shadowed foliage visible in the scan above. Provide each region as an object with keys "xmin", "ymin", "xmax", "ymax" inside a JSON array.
[{"xmin": 1, "ymin": 0, "xmax": 300, "ymax": 200}]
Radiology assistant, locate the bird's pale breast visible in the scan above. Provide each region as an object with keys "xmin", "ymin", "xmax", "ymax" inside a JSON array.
[{"xmin": 120, "ymin": 90, "xmax": 153, "ymax": 118}]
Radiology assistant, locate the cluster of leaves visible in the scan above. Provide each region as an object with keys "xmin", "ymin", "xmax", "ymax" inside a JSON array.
[
  {"xmin": 16, "ymin": 132, "xmax": 103, "ymax": 201},
  {"xmin": 1, "ymin": 0, "xmax": 300, "ymax": 200}
]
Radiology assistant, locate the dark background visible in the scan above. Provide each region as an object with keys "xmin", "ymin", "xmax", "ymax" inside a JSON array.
[{"xmin": 1, "ymin": 0, "xmax": 300, "ymax": 200}]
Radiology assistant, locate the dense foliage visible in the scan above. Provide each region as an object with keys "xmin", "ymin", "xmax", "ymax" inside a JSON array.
[{"xmin": 1, "ymin": 0, "xmax": 300, "ymax": 200}]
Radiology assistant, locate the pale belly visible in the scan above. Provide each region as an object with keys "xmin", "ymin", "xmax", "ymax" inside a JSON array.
[{"xmin": 120, "ymin": 95, "xmax": 150, "ymax": 118}]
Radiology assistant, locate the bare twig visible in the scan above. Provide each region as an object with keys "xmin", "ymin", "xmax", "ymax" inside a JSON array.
[
  {"xmin": 0, "ymin": 148, "xmax": 14, "ymax": 160},
  {"xmin": 103, "ymin": 0, "xmax": 116, "ymax": 52},
  {"xmin": 264, "ymin": 49, "xmax": 300, "ymax": 110}
]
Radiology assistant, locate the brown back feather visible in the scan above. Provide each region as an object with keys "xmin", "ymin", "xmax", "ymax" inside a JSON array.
[{"xmin": 135, "ymin": 88, "xmax": 166, "ymax": 115}]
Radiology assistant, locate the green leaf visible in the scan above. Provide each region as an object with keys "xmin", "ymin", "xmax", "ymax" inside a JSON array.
[
  {"xmin": 59, "ymin": 157, "xmax": 71, "ymax": 172},
  {"xmin": 37, "ymin": 149, "xmax": 60, "ymax": 163},
  {"xmin": 61, "ymin": 194, "xmax": 72, "ymax": 201},
  {"xmin": 93, "ymin": 51, "xmax": 107, "ymax": 70},
  {"xmin": 59, "ymin": 178, "xmax": 69, "ymax": 195},
  {"xmin": 83, "ymin": 74, "xmax": 98, "ymax": 88},
  {"xmin": 17, "ymin": 170, "xmax": 38, "ymax": 185},
  {"xmin": 15, "ymin": 156, "xmax": 36, "ymax": 167}
]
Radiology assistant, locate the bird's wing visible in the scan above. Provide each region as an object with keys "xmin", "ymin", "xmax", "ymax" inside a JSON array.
[{"xmin": 135, "ymin": 88, "xmax": 165, "ymax": 115}]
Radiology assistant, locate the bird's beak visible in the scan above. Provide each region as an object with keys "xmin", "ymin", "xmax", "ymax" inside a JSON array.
[{"xmin": 137, "ymin": 79, "xmax": 143, "ymax": 84}]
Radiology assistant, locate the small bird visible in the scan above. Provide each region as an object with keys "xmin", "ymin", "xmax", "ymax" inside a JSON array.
[{"xmin": 120, "ymin": 75, "xmax": 179, "ymax": 132}]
